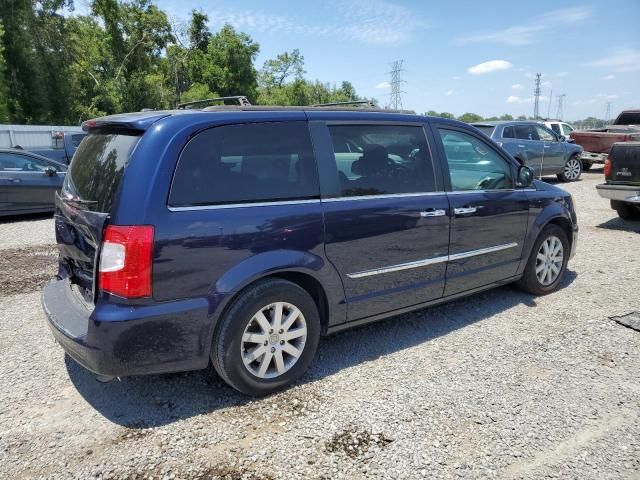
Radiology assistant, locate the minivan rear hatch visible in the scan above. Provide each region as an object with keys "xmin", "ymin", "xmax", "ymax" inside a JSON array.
[{"xmin": 55, "ymin": 131, "xmax": 141, "ymax": 298}]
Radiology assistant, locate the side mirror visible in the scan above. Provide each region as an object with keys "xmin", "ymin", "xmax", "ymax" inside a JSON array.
[
  {"xmin": 558, "ymin": 135, "xmax": 566, "ymax": 142},
  {"xmin": 517, "ymin": 165, "xmax": 534, "ymax": 187},
  {"xmin": 43, "ymin": 166, "xmax": 57, "ymax": 176}
]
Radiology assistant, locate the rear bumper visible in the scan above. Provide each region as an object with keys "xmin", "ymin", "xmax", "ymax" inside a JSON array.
[
  {"xmin": 42, "ymin": 278, "xmax": 213, "ymax": 377},
  {"xmin": 596, "ymin": 184, "xmax": 640, "ymax": 203},
  {"xmin": 580, "ymin": 152, "xmax": 607, "ymax": 164}
]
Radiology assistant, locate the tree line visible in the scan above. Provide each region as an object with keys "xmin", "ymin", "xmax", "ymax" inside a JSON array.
[{"xmin": 0, "ymin": 0, "xmax": 367, "ymax": 125}]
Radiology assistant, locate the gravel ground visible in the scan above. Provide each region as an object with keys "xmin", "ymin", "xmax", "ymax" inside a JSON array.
[{"xmin": 0, "ymin": 170, "xmax": 639, "ymax": 480}]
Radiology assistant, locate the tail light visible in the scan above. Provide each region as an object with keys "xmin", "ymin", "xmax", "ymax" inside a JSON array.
[
  {"xmin": 99, "ymin": 225, "xmax": 154, "ymax": 298},
  {"xmin": 603, "ymin": 157, "xmax": 612, "ymax": 177}
]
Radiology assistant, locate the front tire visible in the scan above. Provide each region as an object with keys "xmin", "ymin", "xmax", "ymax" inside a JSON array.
[
  {"xmin": 612, "ymin": 200, "xmax": 640, "ymax": 220},
  {"xmin": 557, "ymin": 155, "xmax": 582, "ymax": 182},
  {"xmin": 211, "ymin": 278, "xmax": 320, "ymax": 396},
  {"xmin": 516, "ymin": 224, "xmax": 569, "ymax": 295}
]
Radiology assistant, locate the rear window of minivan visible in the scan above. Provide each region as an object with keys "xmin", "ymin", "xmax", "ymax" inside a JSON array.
[
  {"xmin": 169, "ymin": 122, "xmax": 319, "ymax": 207},
  {"xmin": 63, "ymin": 132, "xmax": 141, "ymax": 212}
]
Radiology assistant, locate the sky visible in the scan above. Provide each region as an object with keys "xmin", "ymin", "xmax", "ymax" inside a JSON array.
[{"xmin": 76, "ymin": 0, "xmax": 640, "ymax": 120}]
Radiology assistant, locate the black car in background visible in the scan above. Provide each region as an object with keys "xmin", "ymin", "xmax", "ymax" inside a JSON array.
[
  {"xmin": 0, "ymin": 148, "xmax": 67, "ymax": 216},
  {"xmin": 596, "ymin": 142, "xmax": 640, "ymax": 220}
]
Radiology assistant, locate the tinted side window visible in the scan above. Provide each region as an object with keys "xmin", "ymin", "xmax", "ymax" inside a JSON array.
[
  {"xmin": 503, "ymin": 126, "xmax": 515, "ymax": 138},
  {"xmin": 562, "ymin": 123, "xmax": 574, "ymax": 134},
  {"xmin": 536, "ymin": 126, "xmax": 555, "ymax": 141},
  {"xmin": 0, "ymin": 153, "xmax": 48, "ymax": 171},
  {"xmin": 549, "ymin": 123, "xmax": 561, "ymax": 134},
  {"xmin": 170, "ymin": 122, "xmax": 319, "ymax": 206},
  {"xmin": 515, "ymin": 125, "xmax": 540, "ymax": 141},
  {"xmin": 327, "ymin": 124, "xmax": 436, "ymax": 197},
  {"xmin": 438, "ymin": 129, "xmax": 514, "ymax": 191}
]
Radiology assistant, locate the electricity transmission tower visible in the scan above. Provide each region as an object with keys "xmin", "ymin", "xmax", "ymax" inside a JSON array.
[
  {"xmin": 605, "ymin": 102, "xmax": 612, "ymax": 123},
  {"xmin": 389, "ymin": 60, "xmax": 405, "ymax": 110},
  {"xmin": 533, "ymin": 74, "xmax": 542, "ymax": 119},
  {"xmin": 556, "ymin": 94, "xmax": 566, "ymax": 120}
]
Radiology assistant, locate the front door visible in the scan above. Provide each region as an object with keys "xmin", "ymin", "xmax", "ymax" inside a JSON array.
[
  {"xmin": 434, "ymin": 127, "xmax": 529, "ymax": 296},
  {"xmin": 316, "ymin": 122, "xmax": 450, "ymax": 321},
  {"xmin": 0, "ymin": 152, "xmax": 62, "ymax": 212},
  {"xmin": 536, "ymin": 125, "xmax": 566, "ymax": 175}
]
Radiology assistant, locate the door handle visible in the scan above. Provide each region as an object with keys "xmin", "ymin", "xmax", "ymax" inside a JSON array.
[
  {"xmin": 544, "ymin": 145, "xmax": 551, "ymax": 149},
  {"xmin": 6, "ymin": 178, "xmax": 20, "ymax": 183},
  {"xmin": 454, "ymin": 207, "xmax": 477, "ymax": 215},
  {"xmin": 420, "ymin": 209, "xmax": 446, "ymax": 217},
  {"xmin": 517, "ymin": 144, "xmax": 525, "ymax": 148}
]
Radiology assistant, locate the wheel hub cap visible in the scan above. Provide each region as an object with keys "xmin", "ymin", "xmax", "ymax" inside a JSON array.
[
  {"xmin": 241, "ymin": 302, "xmax": 307, "ymax": 379},
  {"xmin": 535, "ymin": 235, "xmax": 564, "ymax": 286}
]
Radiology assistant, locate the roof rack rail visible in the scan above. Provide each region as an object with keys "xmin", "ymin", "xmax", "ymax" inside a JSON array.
[
  {"xmin": 310, "ymin": 100, "xmax": 377, "ymax": 108},
  {"xmin": 177, "ymin": 96, "xmax": 252, "ymax": 109}
]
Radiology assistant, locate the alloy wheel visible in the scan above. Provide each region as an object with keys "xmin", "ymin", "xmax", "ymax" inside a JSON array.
[
  {"xmin": 241, "ymin": 302, "xmax": 307, "ymax": 379},
  {"xmin": 535, "ymin": 235, "xmax": 564, "ymax": 286},
  {"xmin": 563, "ymin": 158, "xmax": 581, "ymax": 180}
]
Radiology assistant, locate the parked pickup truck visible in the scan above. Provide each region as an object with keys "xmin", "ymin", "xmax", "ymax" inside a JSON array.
[
  {"xmin": 596, "ymin": 142, "xmax": 640, "ymax": 220},
  {"xmin": 570, "ymin": 110, "xmax": 640, "ymax": 170},
  {"xmin": 26, "ymin": 131, "xmax": 86, "ymax": 165}
]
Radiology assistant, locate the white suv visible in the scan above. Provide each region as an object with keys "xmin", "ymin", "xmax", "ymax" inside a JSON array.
[{"xmin": 541, "ymin": 121, "xmax": 575, "ymax": 140}]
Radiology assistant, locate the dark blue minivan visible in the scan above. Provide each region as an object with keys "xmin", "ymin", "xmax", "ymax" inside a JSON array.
[{"xmin": 42, "ymin": 105, "xmax": 578, "ymax": 395}]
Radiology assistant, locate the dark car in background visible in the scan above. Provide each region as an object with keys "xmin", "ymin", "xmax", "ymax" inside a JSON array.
[
  {"xmin": 0, "ymin": 148, "xmax": 67, "ymax": 216},
  {"xmin": 472, "ymin": 121, "xmax": 584, "ymax": 182},
  {"xmin": 42, "ymin": 104, "xmax": 578, "ymax": 396},
  {"xmin": 596, "ymin": 142, "xmax": 640, "ymax": 220}
]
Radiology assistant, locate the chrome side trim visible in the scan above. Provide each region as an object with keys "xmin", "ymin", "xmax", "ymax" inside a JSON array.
[
  {"xmin": 346, "ymin": 242, "xmax": 518, "ymax": 279},
  {"xmin": 323, "ymin": 191, "xmax": 446, "ymax": 203},
  {"xmin": 447, "ymin": 189, "xmax": 536, "ymax": 194},
  {"xmin": 448, "ymin": 242, "xmax": 518, "ymax": 261},
  {"xmin": 346, "ymin": 255, "xmax": 449, "ymax": 279},
  {"xmin": 168, "ymin": 199, "xmax": 320, "ymax": 211}
]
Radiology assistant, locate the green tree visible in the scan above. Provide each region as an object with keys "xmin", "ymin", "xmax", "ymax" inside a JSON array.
[
  {"xmin": 438, "ymin": 112, "xmax": 455, "ymax": 119},
  {"xmin": 188, "ymin": 10, "xmax": 210, "ymax": 52},
  {"xmin": 457, "ymin": 112, "xmax": 483, "ymax": 123},
  {"xmin": 203, "ymin": 24, "xmax": 260, "ymax": 101},
  {"xmin": 0, "ymin": 23, "xmax": 9, "ymax": 122},
  {"xmin": 499, "ymin": 114, "xmax": 514, "ymax": 121},
  {"xmin": 259, "ymin": 49, "xmax": 305, "ymax": 90},
  {"xmin": 425, "ymin": 110, "xmax": 438, "ymax": 117}
]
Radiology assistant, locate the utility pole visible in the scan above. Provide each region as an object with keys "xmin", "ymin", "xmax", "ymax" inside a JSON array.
[
  {"xmin": 533, "ymin": 73, "xmax": 542, "ymax": 119},
  {"xmin": 556, "ymin": 94, "xmax": 566, "ymax": 120},
  {"xmin": 547, "ymin": 89, "xmax": 553, "ymax": 119},
  {"xmin": 389, "ymin": 60, "xmax": 405, "ymax": 110},
  {"xmin": 605, "ymin": 102, "xmax": 612, "ymax": 123}
]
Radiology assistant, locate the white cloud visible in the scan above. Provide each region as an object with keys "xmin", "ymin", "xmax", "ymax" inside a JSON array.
[
  {"xmin": 456, "ymin": 7, "xmax": 591, "ymax": 46},
  {"xmin": 604, "ymin": 74, "xmax": 616, "ymax": 80},
  {"xmin": 574, "ymin": 99, "xmax": 597, "ymax": 105},
  {"xmin": 507, "ymin": 95, "xmax": 549, "ymax": 104},
  {"xmin": 445, "ymin": 90, "xmax": 454, "ymax": 96},
  {"xmin": 208, "ymin": 0, "xmax": 427, "ymax": 46},
  {"xmin": 375, "ymin": 82, "xmax": 390, "ymax": 89},
  {"xmin": 468, "ymin": 60, "xmax": 513, "ymax": 75},
  {"xmin": 585, "ymin": 48, "xmax": 640, "ymax": 72},
  {"xmin": 511, "ymin": 84, "xmax": 524, "ymax": 90}
]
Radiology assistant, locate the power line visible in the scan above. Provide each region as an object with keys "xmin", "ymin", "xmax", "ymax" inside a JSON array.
[
  {"xmin": 556, "ymin": 94, "xmax": 566, "ymax": 120},
  {"xmin": 389, "ymin": 60, "xmax": 405, "ymax": 110},
  {"xmin": 605, "ymin": 101, "xmax": 612, "ymax": 123},
  {"xmin": 533, "ymin": 73, "xmax": 542, "ymax": 119}
]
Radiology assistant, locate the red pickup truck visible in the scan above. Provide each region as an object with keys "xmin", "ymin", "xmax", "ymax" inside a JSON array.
[{"xmin": 570, "ymin": 110, "xmax": 640, "ymax": 170}]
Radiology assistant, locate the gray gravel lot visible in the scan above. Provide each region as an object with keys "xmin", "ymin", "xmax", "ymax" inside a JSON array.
[{"xmin": 0, "ymin": 170, "xmax": 639, "ymax": 480}]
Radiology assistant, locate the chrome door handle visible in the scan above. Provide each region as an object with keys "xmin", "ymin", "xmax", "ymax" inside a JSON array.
[
  {"xmin": 517, "ymin": 144, "xmax": 525, "ymax": 148},
  {"xmin": 544, "ymin": 145, "xmax": 551, "ymax": 148},
  {"xmin": 454, "ymin": 207, "xmax": 477, "ymax": 215},
  {"xmin": 420, "ymin": 209, "xmax": 446, "ymax": 217}
]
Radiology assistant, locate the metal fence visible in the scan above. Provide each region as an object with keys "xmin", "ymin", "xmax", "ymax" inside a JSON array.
[{"xmin": 0, "ymin": 124, "xmax": 83, "ymax": 149}]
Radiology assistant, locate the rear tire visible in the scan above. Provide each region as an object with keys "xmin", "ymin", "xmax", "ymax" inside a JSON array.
[
  {"xmin": 516, "ymin": 224, "xmax": 569, "ymax": 296},
  {"xmin": 612, "ymin": 200, "xmax": 640, "ymax": 220},
  {"xmin": 211, "ymin": 278, "xmax": 320, "ymax": 396},
  {"xmin": 557, "ymin": 155, "xmax": 582, "ymax": 182}
]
